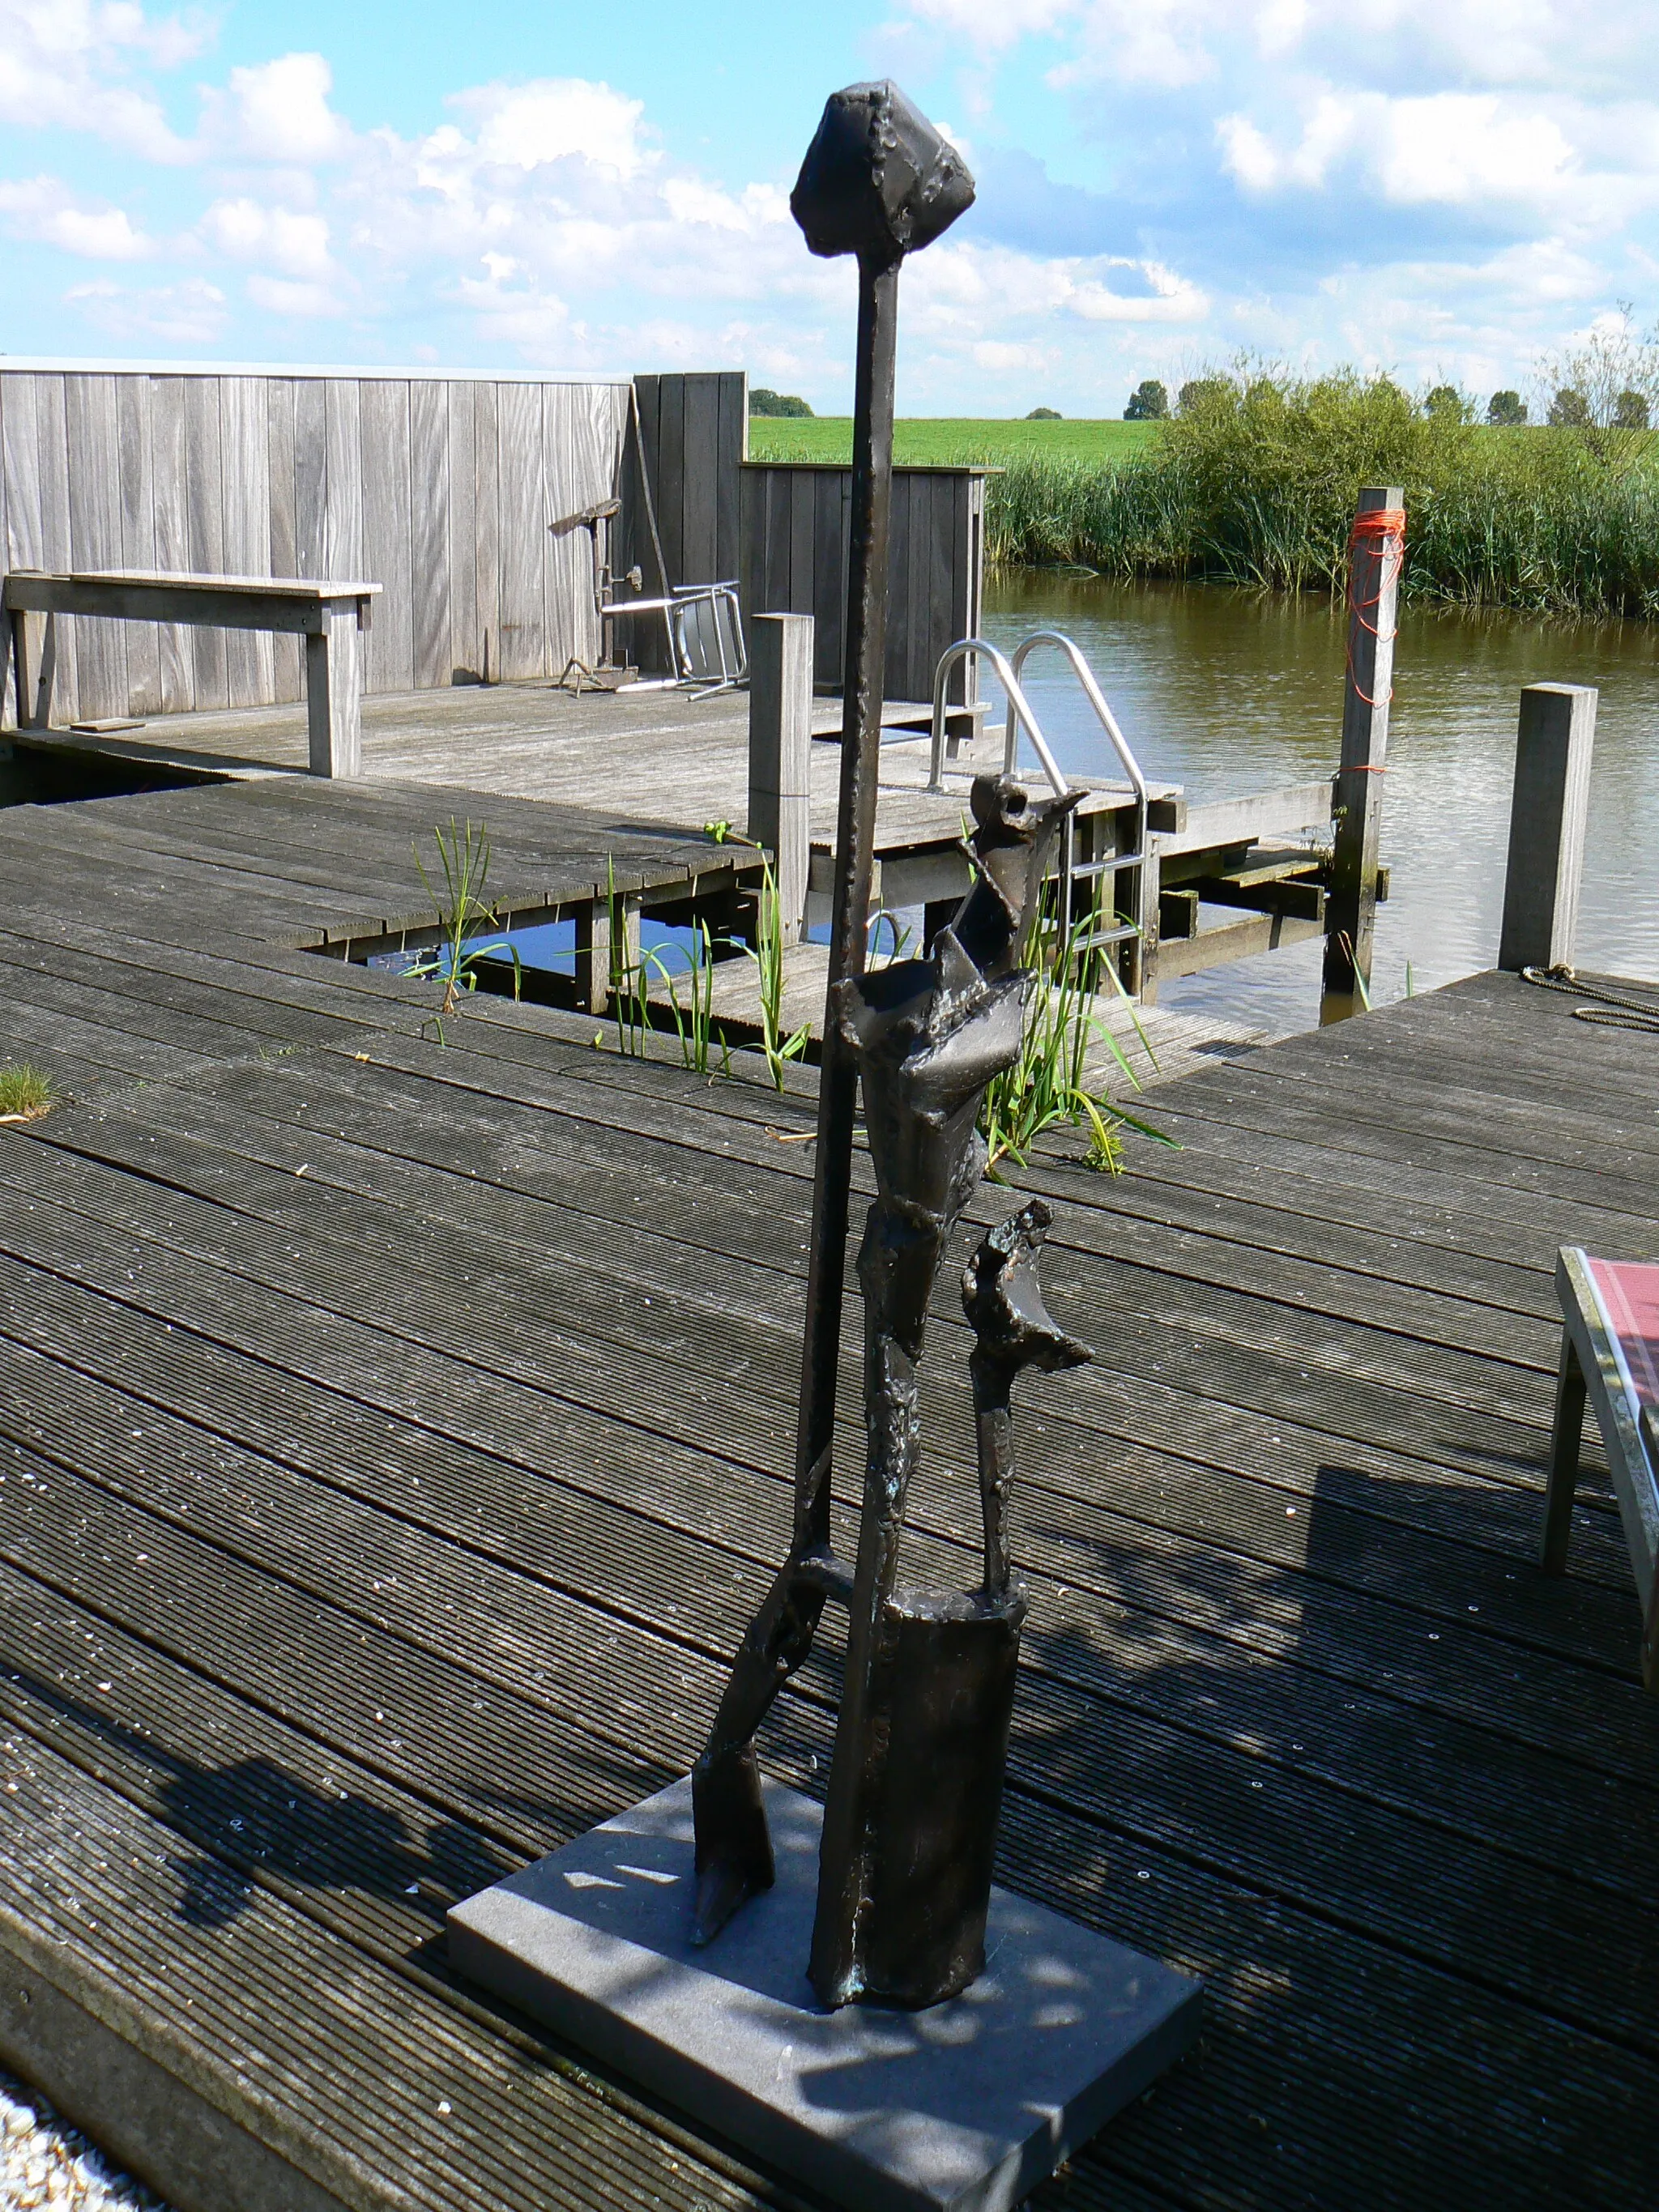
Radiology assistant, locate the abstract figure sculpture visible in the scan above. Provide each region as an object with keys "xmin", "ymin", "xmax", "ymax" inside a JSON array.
[{"xmin": 691, "ymin": 83, "xmax": 1094, "ymax": 2012}]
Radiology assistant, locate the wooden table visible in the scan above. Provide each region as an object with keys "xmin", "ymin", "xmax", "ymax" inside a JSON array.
[{"xmin": 4, "ymin": 569, "xmax": 381, "ymax": 778}]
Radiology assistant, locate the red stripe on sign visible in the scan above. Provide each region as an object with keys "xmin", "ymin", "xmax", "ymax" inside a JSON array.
[{"xmin": 1587, "ymin": 1256, "xmax": 1659, "ymax": 1410}]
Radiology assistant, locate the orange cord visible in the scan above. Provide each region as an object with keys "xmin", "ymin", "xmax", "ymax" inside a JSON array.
[{"xmin": 1346, "ymin": 505, "xmax": 1405, "ymax": 709}]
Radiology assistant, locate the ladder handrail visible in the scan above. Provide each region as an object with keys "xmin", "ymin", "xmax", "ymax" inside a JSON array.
[
  {"xmin": 927, "ymin": 638, "xmax": 1068, "ymax": 798},
  {"xmin": 925, "ymin": 627, "xmax": 1150, "ymax": 990},
  {"xmin": 1007, "ymin": 629, "xmax": 1149, "ymax": 808}
]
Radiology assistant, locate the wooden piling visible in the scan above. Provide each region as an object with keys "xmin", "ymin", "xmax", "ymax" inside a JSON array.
[
  {"xmin": 746, "ymin": 612, "xmax": 813, "ymax": 947},
  {"xmin": 1320, "ymin": 484, "xmax": 1403, "ymax": 1025},
  {"xmin": 574, "ymin": 890, "xmax": 641, "ymax": 1017},
  {"xmin": 1497, "ymin": 682, "xmax": 1597, "ymax": 973}
]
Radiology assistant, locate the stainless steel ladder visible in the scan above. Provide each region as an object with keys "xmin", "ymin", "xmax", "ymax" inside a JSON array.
[{"xmin": 925, "ymin": 630, "xmax": 1149, "ymax": 966}]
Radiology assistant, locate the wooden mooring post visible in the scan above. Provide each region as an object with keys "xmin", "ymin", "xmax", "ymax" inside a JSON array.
[
  {"xmin": 1497, "ymin": 682, "xmax": 1597, "ymax": 972},
  {"xmin": 747, "ymin": 612, "xmax": 813, "ymax": 947},
  {"xmin": 1320, "ymin": 484, "xmax": 1404, "ymax": 1024}
]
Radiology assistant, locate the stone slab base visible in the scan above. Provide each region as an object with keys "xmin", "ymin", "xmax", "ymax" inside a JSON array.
[{"xmin": 449, "ymin": 1778, "xmax": 1201, "ymax": 2212}]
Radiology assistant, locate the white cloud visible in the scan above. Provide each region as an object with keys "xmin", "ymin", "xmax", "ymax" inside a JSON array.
[
  {"xmin": 245, "ymin": 272, "xmax": 342, "ymax": 318},
  {"xmin": 1373, "ymin": 95, "xmax": 1573, "ymax": 206},
  {"xmin": 217, "ymin": 53, "xmax": 350, "ymax": 164},
  {"xmin": 0, "ymin": 0, "xmax": 200, "ymax": 161},
  {"xmin": 64, "ymin": 274, "xmax": 226, "ymax": 343},
  {"xmin": 201, "ymin": 197, "xmax": 333, "ymax": 279},
  {"xmin": 2, "ymin": 11, "xmax": 1657, "ymax": 404},
  {"xmin": 0, "ymin": 173, "xmax": 152, "ymax": 258},
  {"xmin": 450, "ymin": 78, "xmax": 646, "ymax": 177},
  {"xmin": 1218, "ymin": 95, "xmax": 1354, "ymax": 192},
  {"xmin": 898, "ymin": 0, "xmax": 1073, "ymax": 52}
]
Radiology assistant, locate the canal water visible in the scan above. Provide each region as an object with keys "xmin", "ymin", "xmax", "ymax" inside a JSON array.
[{"xmin": 983, "ymin": 573, "xmax": 1659, "ymax": 1034}]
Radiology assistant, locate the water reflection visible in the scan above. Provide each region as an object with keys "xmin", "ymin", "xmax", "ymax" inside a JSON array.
[{"xmin": 983, "ymin": 573, "xmax": 1659, "ymax": 1032}]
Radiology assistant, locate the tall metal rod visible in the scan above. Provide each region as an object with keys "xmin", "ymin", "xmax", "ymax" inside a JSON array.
[{"xmin": 792, "ymin": 256, "xmax": 899, "ymax": 1542}]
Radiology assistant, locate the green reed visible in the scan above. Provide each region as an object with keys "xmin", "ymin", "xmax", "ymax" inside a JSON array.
[
  {"xmin": 979, "ymin": 908, "xmax": 1168, "ymax": 1178},
  {"xmin": 409, "ymin": 819, "xmax": 522, "ymax": 1043},
  {"xmin": 983, "ymin": 371, "xmax": 1659, "ymax": 618}
]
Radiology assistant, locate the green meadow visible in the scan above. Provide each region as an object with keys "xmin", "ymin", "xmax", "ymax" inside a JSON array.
[{"xmin": 745, "ymin": 416, "xmax": 1158, "ymax": 465}]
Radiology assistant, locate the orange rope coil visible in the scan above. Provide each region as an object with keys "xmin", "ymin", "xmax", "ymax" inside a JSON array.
[{"xmin": 1346, "ymin": 505, "xmax": 1406, "ymax": 708}]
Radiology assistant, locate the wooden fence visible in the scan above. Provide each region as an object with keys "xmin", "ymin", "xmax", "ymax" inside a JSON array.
[
  {"xmin": 2, "ymin": 365, "xmax": 987, "ymax": 726},
  {"xmin": 738, "ymin": 464, "xmax": 988, "ymax": 701},
  {"xmin": 0, "ymin": 366, "xmax": 631, "ymax": 727},
  {"xmin": 613, "ymin": 372, "xmax": 747, "ymax": 676}
]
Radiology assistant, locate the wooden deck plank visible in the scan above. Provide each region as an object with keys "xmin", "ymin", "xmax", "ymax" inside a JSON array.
[
  {"xmin": 0, "ymin": 1132, "xmax": 1648, "ymax": 1769},
  {"xmin": 0, "ymin": 775, "xmax": 1655, "ymax": 2210}
]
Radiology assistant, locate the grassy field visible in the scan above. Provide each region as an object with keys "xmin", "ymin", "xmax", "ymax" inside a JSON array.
[{"xmin": 745, "ymin": 416, "xmax": 1158, "ymax": 465}]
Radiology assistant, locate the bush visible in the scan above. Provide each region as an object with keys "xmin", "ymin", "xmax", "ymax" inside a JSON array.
[
  {"xmin": 1124, "ymin": 379, "xmax": 1168, "ymax": 421},
  {"xmin": 1026, "ymin": 406, "xmax": 1062, "ymax": 420},
  {"xmin": 981, "ymin": 365, "xmax": 1659, "ymax": 616},
  {"xmin": 1177, "ymin": 377, "xmax": 1230, "ymax": 416},
  {"xmin": 1487, "ymin": 390, "xmax": 1528, "ymax": 425},
  {"xmin": 749, "ymin": 388, "xmax": 812, "ymax": 418}
]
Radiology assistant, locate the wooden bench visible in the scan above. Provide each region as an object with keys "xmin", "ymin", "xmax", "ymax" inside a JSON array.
[
  {"xmin": 4, "ymin": 569, "xmax": 381, "ymax": 778},
  {"xmin": 1542, "ymin": 1245, "xmax": 1659, "ymax": 1690}
]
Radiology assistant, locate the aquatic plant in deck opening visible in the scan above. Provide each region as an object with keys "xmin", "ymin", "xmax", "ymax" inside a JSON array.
[{"xmin": 408, "ymin": 819, "xmax": 522, "ymax": 1043}]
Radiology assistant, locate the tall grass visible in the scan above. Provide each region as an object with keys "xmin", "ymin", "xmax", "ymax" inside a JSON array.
[
  {"xmin": 984, "ymin": 372, "xmax": 1659, "ymax": 617},
  {"xmin": 979, "ymin": 908, "xmax": 1169, "ymax": 1177},
  {"xmin": 0, "ymin": 1063, "xmax": 56, "ymax": 1122}
]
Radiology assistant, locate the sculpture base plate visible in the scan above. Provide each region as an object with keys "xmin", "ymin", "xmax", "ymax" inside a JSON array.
[{"xmin": 447, "ymin": 1778, "xmax": 1201, "ymax": 2212}]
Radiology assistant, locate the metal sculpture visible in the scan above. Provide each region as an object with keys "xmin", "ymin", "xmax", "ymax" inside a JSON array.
[{"xmin": 690, "ymin": 82, "xmax": 1093, "ymax": 2014}]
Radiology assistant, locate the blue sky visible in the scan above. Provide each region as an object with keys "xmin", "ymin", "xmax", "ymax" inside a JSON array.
[{"xmin": 0, "ymin": 0, "xmax": 1654, "ymax": 413}]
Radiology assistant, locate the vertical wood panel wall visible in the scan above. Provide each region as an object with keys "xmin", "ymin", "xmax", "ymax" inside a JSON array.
[
  {"xmin": 738, "ymin": 464, "xmax": 987, "ymax": 702},
  {"xmin": 0, "ymin": 368, "xmax": 633, "ymax": 725},
  {"xmin": 617, "ymin": 372, "xmax": 747, "ymax": 676}
]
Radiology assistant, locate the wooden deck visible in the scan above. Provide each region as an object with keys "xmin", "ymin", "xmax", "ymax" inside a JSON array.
[
  {"xmin": 0, "ymin": 775, "xmax": 1655, "ymax": 2212},
  {"xmin": 3, "ymin": 672, "xmax": 1174, "ymax": 888}
]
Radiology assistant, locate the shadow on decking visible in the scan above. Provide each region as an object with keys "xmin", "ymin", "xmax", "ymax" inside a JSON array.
[{"xmin": 0, "ymin": 1657, "xmax": 663, "ymax": 1935}]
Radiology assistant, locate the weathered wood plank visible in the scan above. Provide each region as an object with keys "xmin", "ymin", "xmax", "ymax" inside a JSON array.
[
  {"xmin": 473, "ymin": 378, "xmax": 501, "ymax": 684},
  {"xmin": 322, "ymin": 377, "xmax": 363, "ymax": 586},
  {"xmin": 267, "ymin": 377, "xmax": 304, "ymax": 701},
  {"xmin": 359, "ymin": 379, "xmax": 414, "ymax": 694},
  {"xmin": 219, "ymin": 376, "xmax": 274, "ymax": 705},
  {"xmin": 32, "ymin": 373, "xmax": 80, "ymax": 721},
  {"xmin": 680, "ymin": 374, "xmax": 719, "ymax": 583},
  {"xmin": 115, "ymin": 374, "xmax": 161, "ymax": 716},
  {"xmin": 495, "ymin": 383, "xmax": 543, "ymax": 682},
  {"xmin": 409, "ymin": 378, "xmax": 450, "ymax": 693},
  {"xmin": 715, "ymin": 370, "xmax": 744, "ymax": 581},
  {"xmin": 446, "ymin": 381, "xmax": 478, "ymax": 684},
  {"xmin": 59, "ymin": 371, "xmax": 126, "ymax": 712},
  {"xmin": 147, "ymin": 376, "xmax": 194, "ymax": 713},
  {"xmin": 657, "ymin": 376, "xmax": 688, "ymax": 596},
  {"xmin": 181, "ymin": 377, "xmax": 228, "ymax": 710}
]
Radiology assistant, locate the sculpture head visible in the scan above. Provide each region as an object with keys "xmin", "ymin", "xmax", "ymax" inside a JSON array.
[
  {"xmin": 791, "ymin": 81, "xmax": 975, "ymax": 268},
  {"xmin": 952, "ymin": 774, "xmax": 1085, "ymax": 981}
]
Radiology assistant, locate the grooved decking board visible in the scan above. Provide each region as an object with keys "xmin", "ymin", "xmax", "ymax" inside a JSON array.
[{"xmin": 0, "ymin": 776, "xmax": 1655, "ymax": 2211}]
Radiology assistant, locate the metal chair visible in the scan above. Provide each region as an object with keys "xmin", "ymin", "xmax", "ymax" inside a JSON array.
[
  {"xmin": 1542, "ymin": 1245, "xmax": 1659, "ymax": 1690},
  {"xmin": 553, "ymin": 497, "xmax": 747, "ymax": 699}
]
